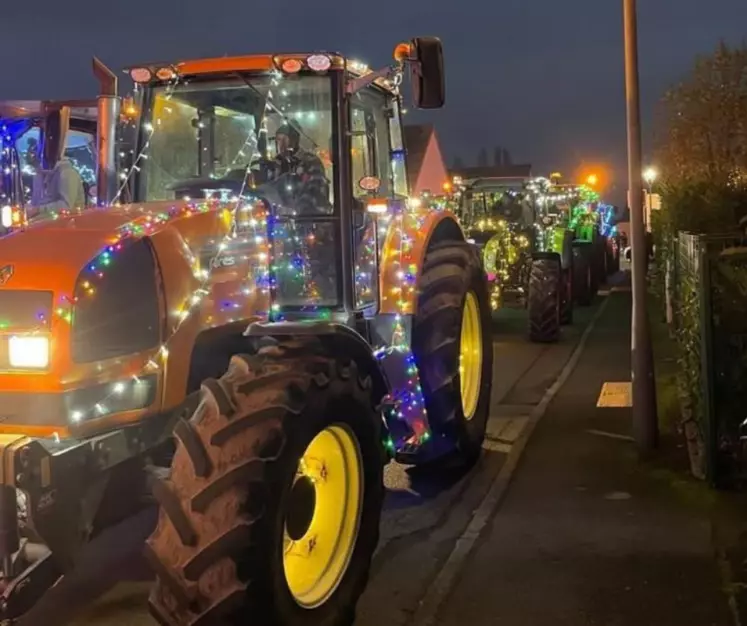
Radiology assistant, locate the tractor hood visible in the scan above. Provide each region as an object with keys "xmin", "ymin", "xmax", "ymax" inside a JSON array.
[{"xmin": 0, "ymin": 203, "xmax": 183, "ymax": 291}]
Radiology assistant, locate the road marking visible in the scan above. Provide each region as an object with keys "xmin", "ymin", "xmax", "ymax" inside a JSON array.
[
  {"xmin": 487, "ymin": 414, "xmax": 529, "ymax": 443},
  {"xmin": 585, "ymin": 428, "xmax": 635, "ymax": 442},
  {"xmin": 604, "ymin": 491, "xmax": 632, "ymax": 500},
  {"xmin": 411, "ymin": 295, "xmax": 612, "ymax": 626},
  {"xmin": 596, "ymin": 381, "xmax": 632, "ymax": 407},
  {"xmin": 482, "ymin": 439, "xmax": 512, "ymax": 454}
]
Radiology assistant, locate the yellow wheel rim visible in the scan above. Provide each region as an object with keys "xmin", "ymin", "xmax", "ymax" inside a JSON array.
[
  {"xmin": 459, "ymin": 291, "xmax": 483, "ymax": 420},
  {"xmin": 283, "ymin": 424, "xmax": 363, "ymax": 608}
]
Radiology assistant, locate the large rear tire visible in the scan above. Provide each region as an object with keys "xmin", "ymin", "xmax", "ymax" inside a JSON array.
[
  {"xmin": 146, "ymin": 342, "xmax": 384, "ymax": 626},
  {"xmin": 572, "ymin": 243, "xmax": 593, "ymax": 306},
  {"xmin": 411, "ymin": 241, "xmax": 493, "ymax": 466},
  {"xmin": 528, "ymin": 255, "xmax": 561, "ymax": 343},
  {"xmin": 559, "ymin": 269, "xmax": 573, "ymax": 326},
  {"xmin": 591, "ymin": 236, "xmax": 605, "ymax": 291}
]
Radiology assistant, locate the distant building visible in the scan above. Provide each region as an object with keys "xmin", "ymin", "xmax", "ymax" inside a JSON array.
[
  {"xmin": 403, "ymin": 124, "xmax": 449, "ymax": 196},
  {"xmin": 450, "ymin": 164, "xmax": 533, "ymax": 181}
]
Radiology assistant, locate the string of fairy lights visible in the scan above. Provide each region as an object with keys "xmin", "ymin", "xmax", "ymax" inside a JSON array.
[{"xmin": 0, "ymin": 59, "xmax": 436, "ymax": 449}]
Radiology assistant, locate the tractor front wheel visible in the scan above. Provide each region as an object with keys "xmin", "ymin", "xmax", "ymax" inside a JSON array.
[
  {"xmin": 412, "ymin": 241, "xmax": 493, "ymax": 466},
  {"xmin": 146, "ymin": 344, "xmax": 384, "ymax": 626},
  {"xmin": 528, "ymin": 255, "xmax": 561, "ymax": 343}
]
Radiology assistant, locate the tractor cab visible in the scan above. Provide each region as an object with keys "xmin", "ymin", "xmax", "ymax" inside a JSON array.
[
  {"xmin": 459, "ymin": 177, "xmax": 534, "ymax": 308},
  {"xmin": 462, "ymin": 177, "xmax": 535, "ymax": 242},
  {"xmin": 0, "ymin": 100, "xmax": 98, "ymax": 230},
  {"xmin": 120, "ymin": 45, "xmax": 444, "ymax": 320}
]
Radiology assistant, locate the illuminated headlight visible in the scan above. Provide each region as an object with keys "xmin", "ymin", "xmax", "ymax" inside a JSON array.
[
  {"xmin": 8, "ymin": 336, "xmax": 50, "ymax": 369},
  {"xmin": 66, "ymin": 374, "xmax": 158, "ymax": 422},
  {"xmin": 1, "ymin": 205, "xmax": 12, "ymax": 228}
]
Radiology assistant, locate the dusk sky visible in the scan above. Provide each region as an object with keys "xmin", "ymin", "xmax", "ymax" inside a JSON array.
[{"xmin": 3, "ymin": 1, "xmax": 746, "ymax": 205}]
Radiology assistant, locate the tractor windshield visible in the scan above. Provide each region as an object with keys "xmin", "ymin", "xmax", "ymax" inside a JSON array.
[
  {"xmin": 465, "ymin": 185, "xmax": 534, "ymax": 231},
  {"xmin": 136, "ymin": 73, "xmax": 334, "ymax": 216},
  {"xmin": 135, "ymin": 72, "xmax": 341, "ymax": 310}
]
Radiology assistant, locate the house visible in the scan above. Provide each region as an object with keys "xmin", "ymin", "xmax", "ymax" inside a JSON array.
[{"xmin": 403, "ymin": 124, "xmax": 449, "ymax": 196}]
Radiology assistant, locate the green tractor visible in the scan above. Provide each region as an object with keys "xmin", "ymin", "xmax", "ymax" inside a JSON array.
[
  {"xmin": 564, "ymin": 185, "xmax": 609, "ymax": 306},
  {"xmin": 458, "ymin": 176, "xmax": 575, "ymax": 343}
]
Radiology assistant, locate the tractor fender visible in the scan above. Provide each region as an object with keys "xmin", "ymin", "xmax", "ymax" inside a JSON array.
[
  {"xmin": 185, "ymin": 321, "xmax": 258, "ymax": 393},
  {"xmin": 558, "ymin": 229, "xmax": 574, "ymax": 271},
  {"xmin": 379, "ymin": 209, "xmax": 465, "ymax": 316},
  {"xmin": 244, "ymin": 321, "xmax": 390, "ymax": 408}
]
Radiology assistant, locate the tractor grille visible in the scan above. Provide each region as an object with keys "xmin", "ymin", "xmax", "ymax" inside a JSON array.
[{"xmin": 0, "ymin": 291, "xmax": 53, "ymax": 331}]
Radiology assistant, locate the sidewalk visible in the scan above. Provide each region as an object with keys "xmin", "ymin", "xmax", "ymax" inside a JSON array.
[{"xmin": 434, "ymin": 288, "xmax": 734, "ymax": 626}]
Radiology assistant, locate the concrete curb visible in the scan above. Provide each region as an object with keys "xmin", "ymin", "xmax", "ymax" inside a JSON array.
[{"xmin": 411, "ymin": 295, "xmax": 613, "ymax": 626}]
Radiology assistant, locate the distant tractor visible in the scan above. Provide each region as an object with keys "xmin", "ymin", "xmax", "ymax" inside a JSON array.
[
  {"xmin": 0, "ymin": 41, "xmax": 493, "ymax": 625},
  {"xmin": 563, "ymin": 185, "xmax": 609, "ymax": 306},
  {"xmin": 459, "ymin": 175, "xmax": 574, "ymax": 342}
]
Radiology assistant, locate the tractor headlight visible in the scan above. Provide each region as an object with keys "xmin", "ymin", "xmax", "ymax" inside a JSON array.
[{"xmin": 8, "ymin": 336, "xmax": 50, "ymax": 369}]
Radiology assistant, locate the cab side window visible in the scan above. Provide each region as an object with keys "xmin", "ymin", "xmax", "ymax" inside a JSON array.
[
  {"xmin": 350, "ymin": 87, "xmax": 392, "ymax": 197},
  {"xmin": 388, "ymin": 97, "xmax": 408, "ymax": 197},
  {"xmin": 350, "ymin": 105, "xmax": 376, "ymax": 197},
  {"xmin": 64, "ymin": 129, "xmax": 97, "ymax": 198},
  {"xmin": 14, "ymin": 126, "xmax": 97, "ymax": 206}
]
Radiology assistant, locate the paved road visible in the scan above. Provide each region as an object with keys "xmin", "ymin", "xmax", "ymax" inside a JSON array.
[
  {"xmin": 19, "ymin": 299, "xmax": 605, "ymax": 626},
  {"xmin": 424, "ymin": 285, "xmax": 734, "ymax": 626}
]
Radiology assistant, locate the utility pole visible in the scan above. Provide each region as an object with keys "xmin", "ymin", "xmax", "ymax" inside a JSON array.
[{"xmin": 623, "ymin": 0, "xmax": 658, "ymax": 455}]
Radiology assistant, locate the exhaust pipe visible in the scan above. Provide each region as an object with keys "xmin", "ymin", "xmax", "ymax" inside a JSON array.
[{"xmin": 93, "ymin": 57, "xmax": 120, "ymax": 206}]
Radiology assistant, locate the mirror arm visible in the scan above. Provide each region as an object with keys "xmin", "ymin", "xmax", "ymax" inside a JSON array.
[{"xmin": 346, "ymin": 65, "xmax": 400, "ymax": 96}]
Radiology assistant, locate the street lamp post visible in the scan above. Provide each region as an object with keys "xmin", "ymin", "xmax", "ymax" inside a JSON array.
[{"xmin": 623, "ymin": 0, "xmax": 658, "ymax": 455}]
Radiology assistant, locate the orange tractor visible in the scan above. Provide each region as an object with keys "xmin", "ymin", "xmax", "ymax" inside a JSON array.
[{"xmin": 0, "ymin": 40, "xmax": 492, "ymax": 624}]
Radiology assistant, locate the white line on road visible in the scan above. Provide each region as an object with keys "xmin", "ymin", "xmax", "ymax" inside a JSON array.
[
  {"xmin": 481, "ymin": 439, "xmax": 512, "ymax": 454},
  {"xmin": 585, "ymin": 428, "xmax": 635, "ymax": 442},
  {"xmin": 411, "ymin": 295, "xmax": 612, "ymax": 626}
]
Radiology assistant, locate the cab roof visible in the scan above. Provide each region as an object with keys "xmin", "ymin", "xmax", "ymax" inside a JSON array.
[
  {"xmin": 0, "ymin": 100, "xmax": 98, "ymax": 122},
  {"xmin": 126, "ymin": 53, "xmax": 395, "ymax": 91}
]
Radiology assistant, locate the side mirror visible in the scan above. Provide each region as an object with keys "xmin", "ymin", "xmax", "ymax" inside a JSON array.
[{"xmin": 410, "ymin": 37, "xmax": 445, "ymax": 109}]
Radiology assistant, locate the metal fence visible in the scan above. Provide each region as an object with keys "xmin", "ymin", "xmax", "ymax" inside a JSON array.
[{"xmin": 670, "ymin": 232, "xmax": 747, "ymax": 486}]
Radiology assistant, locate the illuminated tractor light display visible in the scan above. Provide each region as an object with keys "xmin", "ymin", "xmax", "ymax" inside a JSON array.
[
  {"xmin": 455, "ymin": 173, "xmax": 614, "ymax": 343},
  {"xmin": 0, "ymin": 40, "xmax": 494, "ymax": 624}
]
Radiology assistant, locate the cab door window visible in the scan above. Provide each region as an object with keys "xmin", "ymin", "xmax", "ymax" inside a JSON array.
[
  {"xmin": 348, "ymin": 86, "xmax": 397, "ymax": 310},
  {"xmin": 64, "ymin": 128, "xmax": 97, "ymax": 203},
  {"xmin": 387, "ymin": 96, "xmax": 408, "ymax": 197},
  {"xmin": 14, "ymin": 125, "xmax": 97, "ymax": 207}
]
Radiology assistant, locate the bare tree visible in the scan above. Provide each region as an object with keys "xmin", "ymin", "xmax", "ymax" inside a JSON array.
[{"xmin": 658, "ymin": 41, "xmax": 747, "ymax": 188}]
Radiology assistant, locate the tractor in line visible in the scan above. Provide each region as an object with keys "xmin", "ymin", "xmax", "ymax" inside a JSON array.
[
  {"xmin": 455, "ymin": 175, "xmax": 618, "ymax": 343},
  {"xmin": 0, "ymin": 39, "xmax": 494, "ymax": 625}
]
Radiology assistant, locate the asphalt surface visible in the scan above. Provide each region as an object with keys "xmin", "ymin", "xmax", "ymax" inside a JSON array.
[
  {"xmin": 19, "ymin": 295, "xmax": 610, "ymax": 625},
  {"xmin": 433, "ymin": 286, "xmax": 733, "ymax": 626}
]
